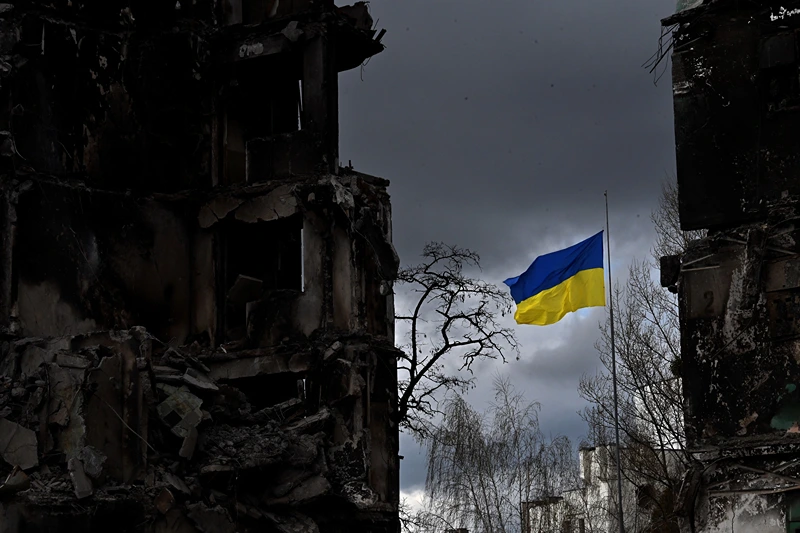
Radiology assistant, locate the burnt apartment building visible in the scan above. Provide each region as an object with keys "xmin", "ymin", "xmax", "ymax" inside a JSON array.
[
  {"xmin": 662, "ymin": 1, "xmax": 800, "ymax": 531},
  {"xmin": 0, "ymin": 1, "xmax": 400, "ymax": 532}
]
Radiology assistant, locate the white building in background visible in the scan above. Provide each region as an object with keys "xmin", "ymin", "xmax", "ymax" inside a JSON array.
[
  {"xmin": 632, "ymin": 378, "xmax": 685, "ymax": 452},
  {"xmin": 525, "ymin": 445, "xmax": 682, "ymax": 533}
]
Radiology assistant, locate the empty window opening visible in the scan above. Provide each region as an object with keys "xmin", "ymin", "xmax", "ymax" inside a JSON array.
[
  {"xmin": 222, "ymin": 0, "xmax": 242, "ymax": 25},
  {"xmin": 225, "ymin": 116, "xmax": 246, "ymax": 185},
  {"xmin": 227, "ymin": 374, "xmax": 304, "ymax": 411},
  {"xmin": 223, "ymin": 54, "xmax": 302, "ymax": 184},
  {"xmin": 598, "ymin": 447, "xmax": 609, "ymax": 479},
  {"xmin": 222, "ymin": 215, "xmax": 303, "ymax": 341},
  {"xmin": 224, "ymin": 0, "xmax": 317, "ymax": 26},
  {"xmin": 243, "ymin": 0, "xmax": 265, "ymax": 24},
  {"xmin": 359, "ymin": 240, "xmax": 388, "ymax": 334},
  {"xmin": 242, "ymin": 0, "xmax": 283, "ymax": 24},
  {"xmin": 582, "ymin": 450, "xmax": 592, "ymax": 484},
  {"xmin": 760, "ymin": 33, "xmax": 800, "ymax": 113}
]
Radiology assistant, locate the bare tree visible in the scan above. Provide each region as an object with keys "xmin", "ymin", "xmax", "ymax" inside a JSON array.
[
  {"xmin": 411, "ymin": 376, "xmax": 576, "ymax": 533},
  {"xmin": 577, "ymin": 180, "xmax": 704, "ymax": 532},
  {"xmin": 651, "ymin": 180, "xmax": 705, "ymax": 259},
  {"xmin": 399, "ymin": 498, "xmax": 461, "ymax": 533},
  {"xmin": 395, "ymin": 242, "xmax": 519, "ymax": 436}
]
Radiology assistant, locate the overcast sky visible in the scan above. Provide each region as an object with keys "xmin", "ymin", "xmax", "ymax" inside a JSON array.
[{"xmin": 337, "ymin": 0, "xmax": 678, "ymax": 498}]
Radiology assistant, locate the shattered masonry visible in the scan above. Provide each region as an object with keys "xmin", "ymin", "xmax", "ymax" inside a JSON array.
[
  {"xmin": 662, "ymin": 1, "xmax": 800, "ymax": 531},
  {"xmin": 0, "ymin": 1, "xmax": 400, "ymax": 532}
]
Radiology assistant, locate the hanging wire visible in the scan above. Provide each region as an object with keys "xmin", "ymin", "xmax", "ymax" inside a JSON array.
[{"xmin": 643, "ymin": 24, "xmax": 678, "ymax": 86}]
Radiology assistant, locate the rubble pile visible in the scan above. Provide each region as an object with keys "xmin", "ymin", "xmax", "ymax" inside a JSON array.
[{"xmin": 0, "ymin": 328, "xmax": 400, "ymax": 532}]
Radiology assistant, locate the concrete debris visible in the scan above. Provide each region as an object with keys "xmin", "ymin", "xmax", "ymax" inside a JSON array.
[
  {"xmin": 0, "ymin": 466, "xmax": 30, "ymax": 497},
  {"xmin": 197, "ymin": 197, "xmax": 243, "ymax": 229},
  {"xmin": 264, "ymin": 510, "xmax": 321, "ymax": 533},
  {"xmin": 153, "ymin": 366, "xmax": 181, "ymax": 376},
  {"xmin": 154, "ymin": 488, "xmax": 175, "ymax": 514},
  {"xmin": 163, "ymin": 472, "xmax": 190, "ymax": 495},
  {"xmin": 207, "ymin": 351, "xmax": 314, "ymax": 380},
  {"xmin": 284, "ymin": 407, "xmax": 332, "ymax": 434},
  {"xmin": 172, "ymin": 410, "xmax": 202, "ymax": 439},
  {"xmin": 67, "ymin": 458, "xmax": 93, "ymax": 499},
  {"xmin": 157, "ymin": 386, "xmax": 203, "ymax": 438},
  {"xmin": 0, "ymin": 419, "xmax": 38, "ymax": 470},
  {"xmin": 78, "ymin": 446, "xmax": 106, "ymax": 480},
  {"xmin": 252, "ymin": 397, "xmax": 305, "ymax": 424},
  {"xmin": 338, "ymin": 2, "xmax": 374, "ymax": 31},
  {"xmin": 342, "ymin": 481, "xmax": 379, "ymax": 509},
  {"xmin": 281, "ymin": 21, "xmax": 304, "ymax": 42},
  {"xmin": 186, "ymin": 503, "xmax": 235, "ymax": 533},
  {"xmin": 226, "ymin": 275, "xmax": 263, "ymax": 306},
  {"xmin": 201, "ymin": 423, "xmax": 288, "ymax": 470},
  {"xmin": 179, "ymin": 427, "xmax": 198, "ymax": 460},
  {"xmin": 54, "ymin": 353, "xmax": 91, "ymax": 369},
  {"xmin": 155, "ymin": 508, "xmax": 198, "ymax": 533},
  {"xmin": 234, "ymin": 187, "xmax": 298, "ymax": 223},
  {"xmin": 199, "ymin": 464, "xmax": 235, "ymax": 476},
  {"xmin": 265, "ymin": 474, "xmax": 331, "ymax": 505},
  {"xmin": 323, "ymin": 341, "xmax": 343, "ymax": 361},
  {"xmin": 181, "ymin": 368, "xmax": 218, "ymax": 392}
]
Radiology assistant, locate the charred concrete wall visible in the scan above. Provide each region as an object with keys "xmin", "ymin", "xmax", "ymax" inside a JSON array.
[
  {"xmin": 663, "ymin": 1, "xmax": 800, "ymax": 531},
  {"xmin": 0, "ymin": 1, "xmax": 398, "ymax": 532},
  {"xmin": 670, "ymin": 1, "xmax": 800, "ymax": 232}
]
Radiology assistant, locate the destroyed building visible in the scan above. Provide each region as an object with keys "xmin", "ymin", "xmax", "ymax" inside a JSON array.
[
  {"xmin": 661, "ymin": 1, "xmax": 800, "ymax": 531},
  {"xmin": 0, "ymin": 1, "xmax": 400, "ymax": 532}
]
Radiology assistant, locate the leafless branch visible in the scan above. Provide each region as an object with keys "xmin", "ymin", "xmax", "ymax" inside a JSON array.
[{"xmin": 396, "ymin": 242, "xmax": 519, "ymax": 438}]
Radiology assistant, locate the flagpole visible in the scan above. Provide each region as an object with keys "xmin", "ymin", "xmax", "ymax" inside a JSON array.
[{"xmin": 605, "ymin": 191, "xmax": 625, "ymax": 533}]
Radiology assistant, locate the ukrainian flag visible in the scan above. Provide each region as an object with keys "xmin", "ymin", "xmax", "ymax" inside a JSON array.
[{"xmin": 504, "ymin": 231, "xmax": 605, "ymax": 326}]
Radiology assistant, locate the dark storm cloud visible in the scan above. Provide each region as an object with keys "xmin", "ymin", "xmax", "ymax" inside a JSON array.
[
  {"xmin": 512, "ymin": 316, "xmax": 606, "ymax": 384},
  {"xmin": 337, "ymin": 0, "xmax": 680, "ymax": 496},
  {"xmin": 340, "ymin": 0, "xmax": 677, "ymax": 264},
  {"xmin": 399, "ymin": 431, "xmax": 429, "ymax": 493}
]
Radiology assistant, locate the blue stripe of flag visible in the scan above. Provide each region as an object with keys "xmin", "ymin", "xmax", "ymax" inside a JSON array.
[{"xmin": 503, "ymin": 231, "xmax": 604, "ymax": 304}]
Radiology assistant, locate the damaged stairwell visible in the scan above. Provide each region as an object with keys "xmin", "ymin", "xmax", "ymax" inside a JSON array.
[{"xmin": 0, "ymin": 0, "xmax": 399, "ymax": 532}]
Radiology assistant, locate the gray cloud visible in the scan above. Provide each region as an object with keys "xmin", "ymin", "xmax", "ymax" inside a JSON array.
[{"xmin": 338, "ymin": 0, "xmax": 679, "ymax": 494}]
